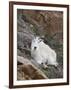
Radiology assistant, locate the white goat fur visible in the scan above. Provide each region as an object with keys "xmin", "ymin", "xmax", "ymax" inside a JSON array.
[{"xmin": 31, "ymin": 36, "xmax": 58, "ymax": 66}]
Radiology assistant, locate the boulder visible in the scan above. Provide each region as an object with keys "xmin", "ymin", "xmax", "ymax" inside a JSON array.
[{"xmin": 17, "ymin": 56, "xmax": 48, "ymax": 80}]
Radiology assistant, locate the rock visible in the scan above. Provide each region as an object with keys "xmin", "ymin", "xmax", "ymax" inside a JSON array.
[
  {"xmin": 17, "ymin": 31, "xmax": 32, "ymax": 49},
  {"xmin": 17, "ymin": 14, "xmax": 34, "ymax": 52},
  {"xmin": 17, "ymin": 56, "xmax": 48, "ymax": 80},
  {"xmin": 21, "ymin": 10, "xmax": 63, "ymax": 36},
  {"xmin": 17, "ymin": 49, "xmax": 23, "ymax": 56}
]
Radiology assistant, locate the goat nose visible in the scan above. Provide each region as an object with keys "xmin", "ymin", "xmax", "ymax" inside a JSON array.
[{"xmin": 34, "ymin": 47, "xmax": 37, "ymax": 50}]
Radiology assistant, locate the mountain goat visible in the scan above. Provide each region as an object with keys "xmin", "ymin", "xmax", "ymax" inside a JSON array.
[{"xmin": 31, "ymin": 36, "xmax": 58, "ymax": 68}]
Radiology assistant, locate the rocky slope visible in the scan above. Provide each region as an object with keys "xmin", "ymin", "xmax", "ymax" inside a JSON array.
[{"xmin": 17, "ymin": 9, "xmax": 63, "ymax": 80}]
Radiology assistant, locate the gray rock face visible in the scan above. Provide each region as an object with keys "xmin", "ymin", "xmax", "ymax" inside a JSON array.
[{"xmin": 17, "ymin": 32, "xmax": 31, "ymax": 49}]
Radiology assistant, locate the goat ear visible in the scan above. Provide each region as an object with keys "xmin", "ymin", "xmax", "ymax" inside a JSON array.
[{"xmin": 39, "ymin": 38, "xmax": 44, "ymax": 42}]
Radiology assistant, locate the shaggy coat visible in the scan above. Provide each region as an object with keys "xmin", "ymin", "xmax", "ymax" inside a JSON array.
[{"xmin": 31, "ymin": 36, "xmax": 58, "ymax": 67}]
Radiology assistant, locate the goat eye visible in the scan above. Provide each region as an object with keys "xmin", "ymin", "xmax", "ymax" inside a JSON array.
[{"xmin": 41, "ymin": 63, "xmax": 43, "ymax": 65}]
